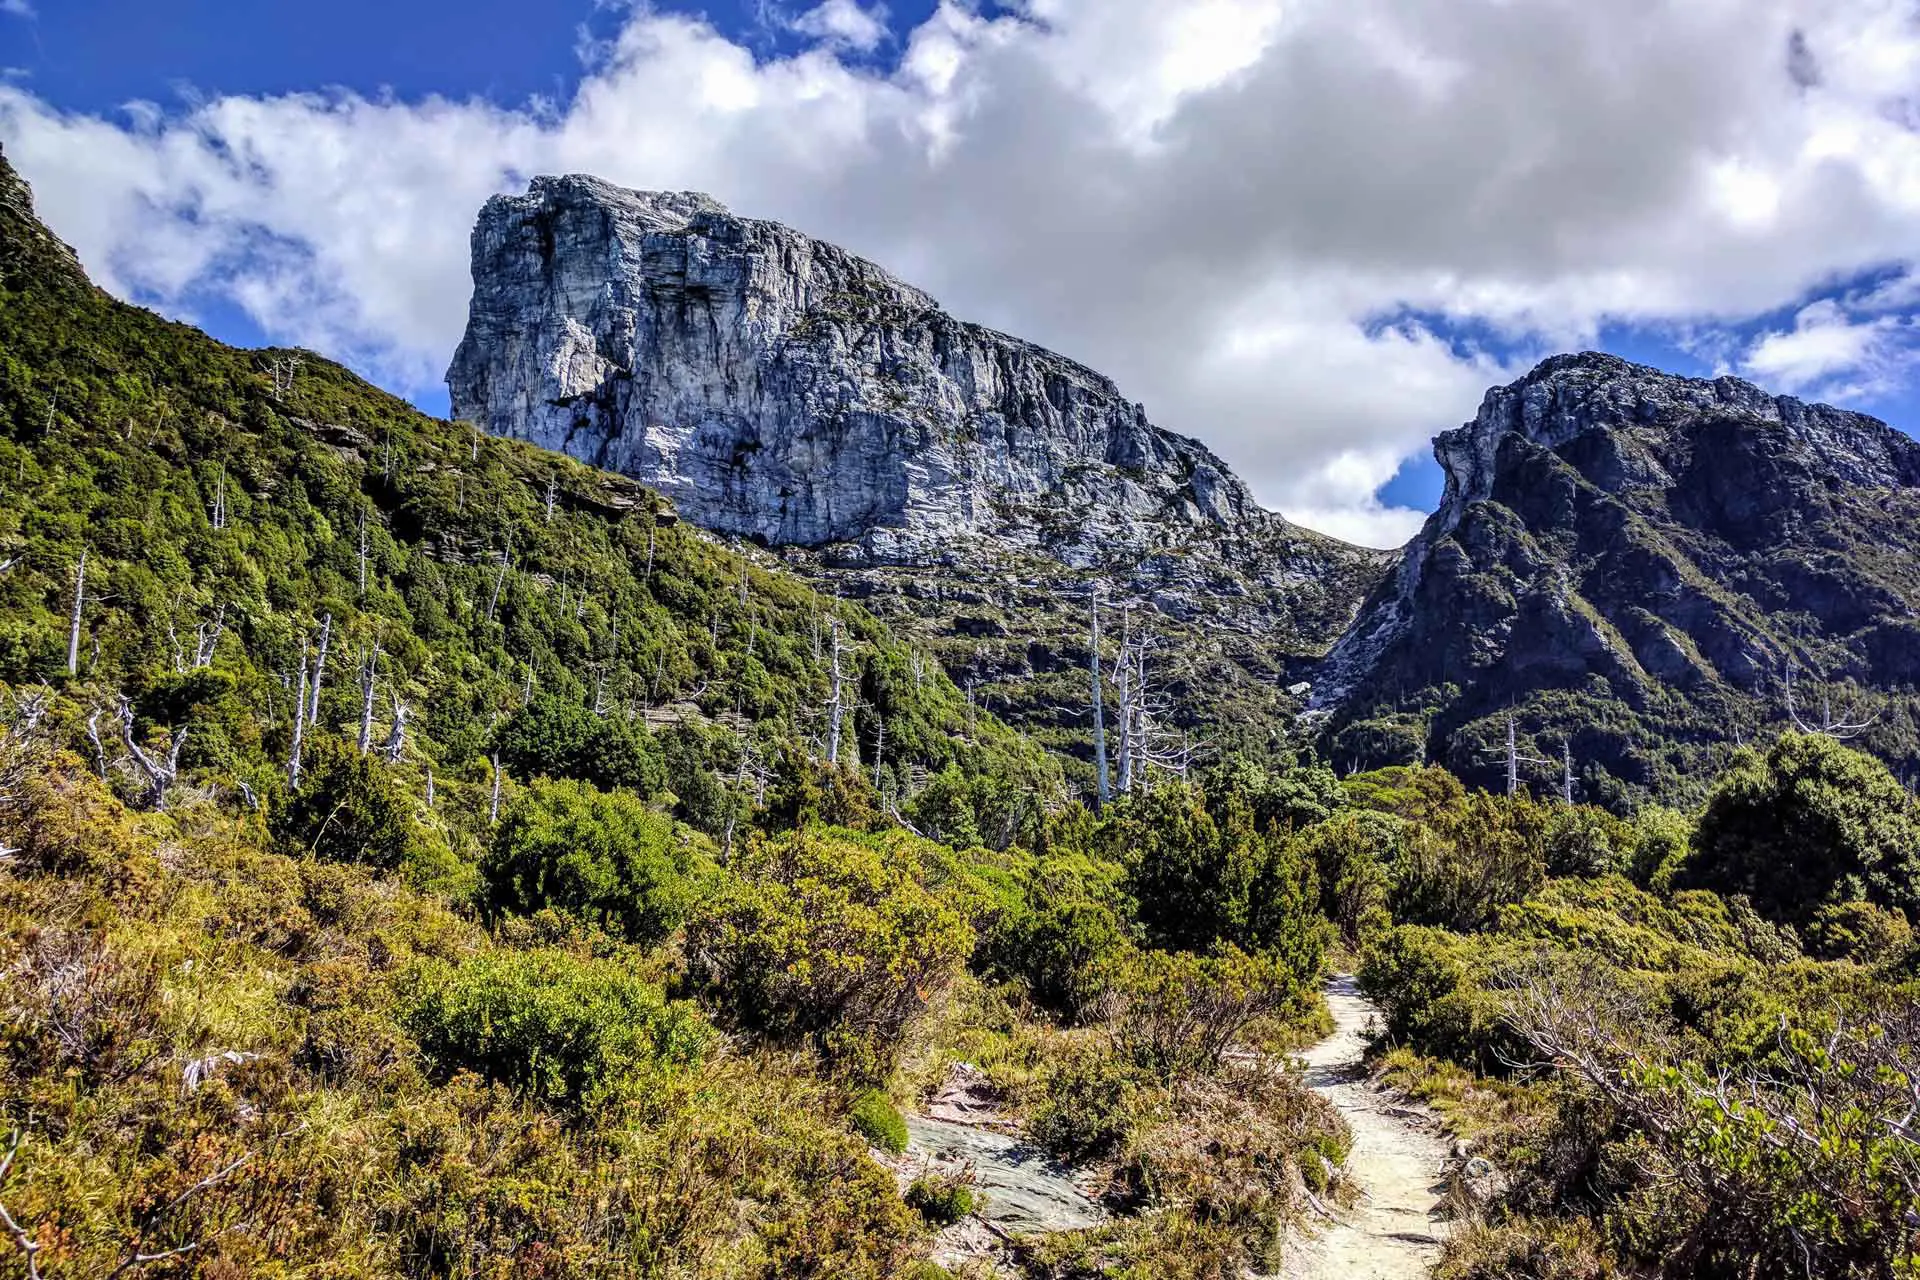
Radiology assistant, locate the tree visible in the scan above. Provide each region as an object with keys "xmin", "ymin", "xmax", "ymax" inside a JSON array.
[
  {"xmin": 491, "ymin": 694, "xmax": 665, "ymax": 796},
  {"xmin": 1109, "ymin": 783, "xmax": 1325, "ymax": 964},
  {"xmin": 484, "ymin": 778, "xmax": 703, "ymax": 946},
  {"xmin": 269, "ymin": 736, "xmax": 415, "ymax": 868},
  {"xmin": 1684, "ymin": 731, "xmax": 1920, "ymax": 922}
]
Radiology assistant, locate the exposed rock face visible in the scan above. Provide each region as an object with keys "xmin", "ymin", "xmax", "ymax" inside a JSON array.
[
  {"xmin": 448, "ymin": 175, "xmax": 1270, "ymax": 567},
  {"xmin": 1316, "ymin": 352, "xmax": 1920, "ymax": 803},
  {"xmin": 448, "ymin": 175, "xmax": 1390, "ymax": 764}
]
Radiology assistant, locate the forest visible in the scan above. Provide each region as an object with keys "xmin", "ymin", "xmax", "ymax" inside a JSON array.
[{"xmin": 2, "ymin": 148, "xmax": 1918, "ymax": 1278}]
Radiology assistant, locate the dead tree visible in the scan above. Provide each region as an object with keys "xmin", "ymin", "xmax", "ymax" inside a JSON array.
[
  {"xmin": 356, "ymin": 509, "xmax": 370, "ymax": 595},
  {"xmin": 1088, "ymin": 585, "xmax": 1111, "ymax": 806},
  {"xmin": 1481, "ymin": 713, "xmax": 1551, "ymax": 797},
  {"xmin": 1782, "ymin": 661, "xmax": 1882, "ymax": 740},
  {"xmin": 543, "ymin": 474, "xmax": 558, "ymax": 523},
  {"xmin": 382, "ymin": 692, "xmax": 408, "ymax": 764},
  {"xmin": 209, "ymin": 465, "xmax": 228, "ymax": 531},
  {"xmin": 355, "ymin": 644, "xmax": 382, "ymax": 753},
  {"xmin": 167, "ymin": 606, "xmax": 226, "ymax": 674},
  {"xmin": 489, "ymin": 753, "xmax": 503, "ymax": 825},
  {"xmin": 262, "ymin": 353, "xmax": 303, "ymax": 397},
  {"xmin": 425, "ymin": 766, "xmax": 436, "ymax": 809},
  {"xmin": 84, "ymin": 707, "xmax": 110, "ymax": 780},
  {"xmin": 65, "ymin": 550, "xmax": 86, "ymax": 676},
  {"xmin": 1560, "ymin": 741, "xmax": 1576, "ymax": 805},
  {"xmin": 115, "ymin": 696, "xmax": 185, "ymax": 810},
  {"xmin": 825, "ymin": 618, "xmax": 849, "ymax": 767},
  {"xmin": 308, "ymin": 613, "xmax": 332, "ymax": 725},
  {"xmin": 288, "ymin": 647, "xmax": 310, "ymax": 790}
]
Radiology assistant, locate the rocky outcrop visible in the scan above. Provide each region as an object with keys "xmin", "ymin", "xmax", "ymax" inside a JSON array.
[
  {"xmin": 447, "ymin": 175, "xmax": 1390, "ymax": 763},
  {"xmin": 1316, "ymin": 352, "xmax": 1920, "ymax": 803},
  {"xmin": 448, "ymin": 175, "xmax": 1275, "ymax": 568}
]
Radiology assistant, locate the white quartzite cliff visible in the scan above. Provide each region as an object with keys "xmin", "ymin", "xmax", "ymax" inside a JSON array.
[{"xmin": 446, "ymin": 175, "xmax": 1273, "ymax": 566}]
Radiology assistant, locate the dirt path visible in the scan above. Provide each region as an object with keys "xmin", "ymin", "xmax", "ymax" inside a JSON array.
[{"xmin": 1279, "ymin": 974, "xmax": 1452, "ymax": 1280}]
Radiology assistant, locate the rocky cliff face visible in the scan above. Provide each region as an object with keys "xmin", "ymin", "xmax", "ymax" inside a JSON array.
[
  {"xmin": 448, "ymin": 175, "xmax": 1273, "ymax": 567},
  {"xmin": 448, "ymin": 176, "xmax": 1388, "ymax": 765},
  {"xmin": 1316, "ymin": 352, "xmax": 1920, "ymax": 803}
]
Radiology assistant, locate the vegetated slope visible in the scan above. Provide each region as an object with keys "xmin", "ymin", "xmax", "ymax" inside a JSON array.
[
  {"xmin": 445, "ymin": 174, "xmax": 1391, "ymax": 776},
  {"xmin": 0, "ymin": 145, "xmax": 1059, "ymax": 843},
  {"xmin": 1314, "ymin": 352, "xmax": 1920, "ymax": 806}
]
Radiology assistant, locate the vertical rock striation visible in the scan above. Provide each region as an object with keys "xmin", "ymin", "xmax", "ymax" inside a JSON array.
[{"xmin": 447, "ymin": 175, "xmax": 1274, "ymax": 567}]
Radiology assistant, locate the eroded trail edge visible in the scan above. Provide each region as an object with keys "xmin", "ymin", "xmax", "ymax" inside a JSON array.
[{"xmin": 1280, "ymin": 974, "xmax": 1452, "ymax": 1280}]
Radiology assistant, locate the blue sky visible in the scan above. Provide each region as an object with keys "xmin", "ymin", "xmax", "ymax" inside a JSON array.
[{"xmin": 5, "ymin": 0, "xmax": 1919, "ymax": 542}]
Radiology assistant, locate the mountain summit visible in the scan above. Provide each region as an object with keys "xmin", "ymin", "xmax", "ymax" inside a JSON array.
[
  {"xmin": 1317, "ymin": 351, "xmax": 1920, "ymax": 800},
  {"xmin": 447, "ymin": 175, "xmax": 1277, "ymax": 567}
]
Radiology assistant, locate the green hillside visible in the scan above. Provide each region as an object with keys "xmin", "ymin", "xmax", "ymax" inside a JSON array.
[{"xmin": 0, "ymin": 150, "xmax": 1058, "ymax": 856}]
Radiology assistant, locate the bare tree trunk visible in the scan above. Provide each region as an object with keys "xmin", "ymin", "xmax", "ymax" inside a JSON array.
[
  {"xmin": 289, "ymin": 647, "xmax": 309, "ymax": 790},
  {"xmin": 644, "ymin": 523, "xmax": 656, "ymax": 585},
  {"xmin": 117, "ymin": 696, "xmax": 184, "ymax": 810},
  {"xmin": 356, "ymin": 644, "xmax": 381, "ymax": 753},
  {"xmin": 544, "ymin": 474, "xmax": 557, "ymax": 523},
  {"xmin": 489, "ymin": 754, "xmax": 503, "ymax": 825},
  {"xmin": 1562, "ymin": 741, "xmax": 1575, "ymax": 805},
  {"xmin": 84, "ymin": 708, "xmax": 109, "ymax": 780},
  {"xmin": 382, "ymin": 691, "xmax": 408, "ymax": 763},
  {"xmin": 308, "ymin": 613, "xmax": 332, "ymax": 725},
  {"xmin": 1089, "ymin": 586, "xmax": 1110, "ymax": 808},
  {"xmin": 425, "ymin": 766, "xmax": 435, "ymax": 809},
  {"xmin": 826, "ymin": 619, "xmax": 847, "ymax": 767},
  {"xmin": 66, "ymin": 551, "xmax": 86, "ymax": 676},
  {"xmin": 357, "ymin": 509, "xmax": 369, "ymax": 595},
  {"xmin": 873, "ymin": 718, "xmax": 886, "ymax": 790}
]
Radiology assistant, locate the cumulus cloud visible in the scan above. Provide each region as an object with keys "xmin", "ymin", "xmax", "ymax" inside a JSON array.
[
  {"xmin": 787, "ymin": 0, "xmax": 890, "ymax": 53},
  {"xmin": 1742, "ymin": 299, "xmax": 1915, "ymax": 398},
  {"xmin": 6, "ymin": 0, "xmax": 1920, "ymax": 546}
]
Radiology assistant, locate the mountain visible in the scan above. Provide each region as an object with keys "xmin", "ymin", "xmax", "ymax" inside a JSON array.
[
  {"xmin": 0, "ymin": 145, "xmax": 1056, "ymax": 842},
  {"xmin": 1314, "ymin": 352, "xmax": 1920, "ymax": 803},
  {"xmin": 446, "ymin": 175, "xmax": 1389, "ymax": 766}
]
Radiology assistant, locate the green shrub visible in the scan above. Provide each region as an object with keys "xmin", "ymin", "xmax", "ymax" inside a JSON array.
[
  {"xmin": 686, "ymin": 826, "xmax": 972, "ymax": 1077},
  {"xmin": 1627, "ymin": 805, "xmax": 1692, "ymax": 890},
  {"xmin": 483, "ymin": 777, "xmax": 703, "ymax": 944},
  {"xmin": 1108, "ymin": 785, "xmax": 1326, "ymax": 963},
  {"xmin": 1389, "ymin": 790, "xmax": 1548, "ymax": 931},
  {"xmin": 402, "ymin": 947, "xmax": 710, "ymax": 1111},
  {"xmin": 989, "ymin": 894, "xmax": 1130, "ymax": 1024},
  {"xmin": 905, "ymin": 1174, "xmax": 976, "ymax": 1226},
  {"xmin": 1290, "ymin": 810, "xmax": 1396, "ymax": 946},
  {"xmin": 849, "ymin": 1088, "xmax": 908, "ymax": 1154},
  {"xmin": 1028, "ymin": 1045, "xmax": 1148, "ymax": 1162},
  {"xmin": 1804, "ymin": 900, "xmax": 1913, "ymax": 963},
  {"xmin": 1108, "ymin": 944, "xmax": 1308, "ymax": 1080},
  {"xmin": 270, "ymin": 735, "xmax": 418, "ymax": 869},
  {"xmin": 491, "ymin": 694, "xmax": 666, "ymax": 796},
  {"xmin": 1685, "ymin": 732, "xmax": 1920, "ymax": 923}
]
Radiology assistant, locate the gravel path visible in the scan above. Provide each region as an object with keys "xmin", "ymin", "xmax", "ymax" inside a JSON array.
[{"xmin": 1279, "ymin": 974, "xmax": 1452, "ymax": 1280}]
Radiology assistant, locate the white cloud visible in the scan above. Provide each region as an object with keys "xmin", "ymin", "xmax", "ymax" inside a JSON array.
[
  {"xmin": 1742, "ymin": 298, "xmax": 1913, "ymax": 397},
  {"xmin": 7, "ymin": 0, "xmax": 1920, "ymax": 546},
  {"xmin": 0, "ymin": 1, "xmax": 35, "ymax": 19},
  {"xmin": 788, "ymin": 0, "xmax": 889, "ymax": 53}
]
